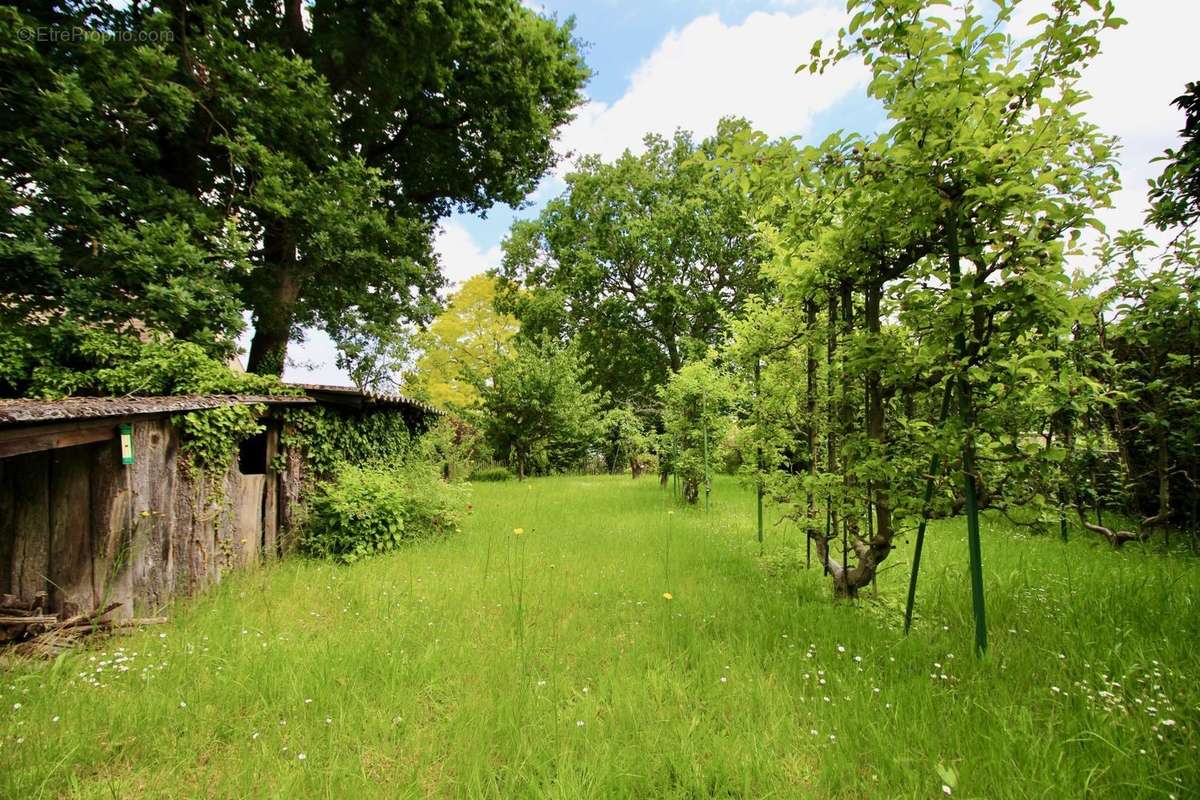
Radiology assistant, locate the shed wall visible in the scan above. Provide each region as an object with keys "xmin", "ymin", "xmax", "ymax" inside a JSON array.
[{"xmin": 0, "ymin": 417, "xmax": 292, "ymax": 617}]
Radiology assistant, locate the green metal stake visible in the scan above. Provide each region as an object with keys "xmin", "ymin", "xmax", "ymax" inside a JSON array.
[
  {"xmin": 947, "ymin": 202, "xmax": 987, "ymax": 657},
  {"xmin": 703, "ymin": 389, "xmax": 710, "ymax": 513},
  {"xmin": 755, "ymin": 357, "xmax": 763, "ymax": 550},
  {"xmin": 903, "ymin": 380, "xmax": 954, "ymax": 635}
]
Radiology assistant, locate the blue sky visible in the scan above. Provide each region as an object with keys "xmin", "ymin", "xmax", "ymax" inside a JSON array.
[{"xmin": 280, "ymin": 0, "xmax": 1199, "ymax": 385}]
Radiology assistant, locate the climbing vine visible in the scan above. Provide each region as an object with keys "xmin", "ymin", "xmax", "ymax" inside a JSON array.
[
  {"xmin": 177, "ymin": 405, "xmax": 268, "ymax": 477},
  {"xmin": 278, "ymin": 406, "xmax": 418, "ymax": 477}
]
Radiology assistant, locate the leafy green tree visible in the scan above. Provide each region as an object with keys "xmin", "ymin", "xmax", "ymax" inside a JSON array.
[
  {"xmin": 475, "ymin": 337, "xmax": 603, "ymax": 479},
  {"xmin": 498, "ymin": 119, "xmax": 767, "ymax": 407},
  {"xmin": 0, "ymin": 4, "xmax": 249, "ymax": 396},
  {"xmin": 221, "ymin": 0, "xmax": 590, "ymax": 376},
  {"xmin": 599, "ymin": 405, "xmax": 652, "ymax": 478},
  {"xmin": 406, "ymin": 275, "xmax": 520, "ymax": 409},
  {"xmin": 1076, "ymin": 232, "xmax": 1200, "ymax": 544},
  {"xmin": 1, "ymin": 1, "xmax": 588, "ymax": 389},
  {"xmin": 723, "ymin": 0, "xmax": 1122, "ymax": 623},
  {"xmin": 659, "ymin": 361, "xmax": 733, "ymax": 505}
]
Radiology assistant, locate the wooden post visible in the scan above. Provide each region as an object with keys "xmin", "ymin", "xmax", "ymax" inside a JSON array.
[{"xmin": 262, "ymin": 426, "xmax": 280, "ymax": 559}]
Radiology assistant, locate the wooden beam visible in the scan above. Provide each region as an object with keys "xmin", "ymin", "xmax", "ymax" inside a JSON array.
[{"xmin": 0, "ymin": 421, "xmax": 117, "ymax": 459}]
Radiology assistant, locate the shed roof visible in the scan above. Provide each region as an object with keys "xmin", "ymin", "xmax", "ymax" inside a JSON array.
[
  {"xmin": 0, "ymin": 394, "xmax": 313, "ymax": 428},
  {"xmin": 287, "ymin": 383, "xmax": 443, "ymax": 416}
]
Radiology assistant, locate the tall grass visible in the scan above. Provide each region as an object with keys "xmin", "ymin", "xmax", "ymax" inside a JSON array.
[{"xmin": 1, "ymin": 475, "xmax": 1196, "ymax": 798}]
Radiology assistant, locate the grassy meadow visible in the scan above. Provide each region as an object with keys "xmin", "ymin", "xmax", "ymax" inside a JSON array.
[{"xmin": 1, "ymin": 474, "xmax": 1197, "ymax": 798}]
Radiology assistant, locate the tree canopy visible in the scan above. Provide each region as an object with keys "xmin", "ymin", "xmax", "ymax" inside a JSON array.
[
  {"xmin": 0, "ymin": 0, "xmax": 589, "ymax": 394},
  {"xmin": 497, "ymin": 119, "xmax": 767, "ymax": 409},
  {"xmin": 406, "ymin": 275, "xmax": 520, "ymax": 409}
]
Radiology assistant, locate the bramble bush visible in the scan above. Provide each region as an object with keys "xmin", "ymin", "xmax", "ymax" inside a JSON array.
[{"xmin": 302, "ymin": 461, "xmax": 466, "ymax": 564}]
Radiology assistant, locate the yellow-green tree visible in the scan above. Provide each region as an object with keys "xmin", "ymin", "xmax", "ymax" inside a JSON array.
[{"xmin": 406, "ymin": 275, "xmax": 519, "ymax": 408}]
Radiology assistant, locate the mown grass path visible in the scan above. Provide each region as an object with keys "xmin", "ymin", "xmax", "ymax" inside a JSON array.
[{"xmin": 2, "ymin": 475, "xmax": 1197, "ymax": 798}]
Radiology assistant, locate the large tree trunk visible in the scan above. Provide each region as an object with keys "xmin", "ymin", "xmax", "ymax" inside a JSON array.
[
  {"xmin": 665, "ymin": 335, "xmax": 682, "ymax": 374},
  {"xmin": 819, "ymin": 281, "xmax": 894, "ymax": 598},
  {"xmin": 246, "ymin": 226, "xmax": 302, "ymax": 377}
]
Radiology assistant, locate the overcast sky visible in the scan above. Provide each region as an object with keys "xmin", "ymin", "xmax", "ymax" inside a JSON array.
[{"xmin": 272, "ymin": 0, "xmax": 1199, "ymax": 386}]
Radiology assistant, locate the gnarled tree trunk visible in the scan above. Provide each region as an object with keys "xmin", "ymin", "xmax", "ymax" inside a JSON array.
[{"xmin": 246, "ymin": 226, "xmax": 302, "ymax": 377}]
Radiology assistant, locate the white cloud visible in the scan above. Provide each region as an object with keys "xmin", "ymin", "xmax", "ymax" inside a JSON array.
[
  {"xmin": 434, "ymin": 219, "xmax": 503, "ymax": 288},
  {"xmin": 1076, "ymin": 0, "xmax": 1199, "ymax": 236},
  {"xmin": 556, "ymin": 6, "xmax": 868, "ymax": 166},
  {"xmin": 1011, "ymin": 0, "xmax": 1199, "ymax": 238}
]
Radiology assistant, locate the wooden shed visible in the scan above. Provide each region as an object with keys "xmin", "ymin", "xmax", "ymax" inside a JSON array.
[
  {"xmin": 0, "ymin": 387, "xmax": 441, "ymax": 628},
  {"xmin": 0, "ymin": 394, "xmax": 315, "ymax": 622}
]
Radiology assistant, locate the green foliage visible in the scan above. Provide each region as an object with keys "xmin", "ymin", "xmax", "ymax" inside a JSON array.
[
  {"xmin": 1, "ymin": 1, "xmax": 588, "ymax": 386},
  {"xmin": 20, "ymin": 336, "xmax": 285, "ymax": 401},
  {"xmin": 475, "ymin": 337, "xmax": 605, "ymax": 478},
  {"xmin": 280, "ymin": 407, "xmax": 418, "ymax": 478},
  {"xmin": 1148, "ymin": 82, "xmax": 1200, "ymax": 233},
  {"xmin": 405, "ymin": 275, "xmax": 520, "ymax": 409},
  {"xmin": 418, "ymin": 416, "xmax": 485, "ymax": 482},
  {"xmin": 301, "ymin": 462, "xmax": 464, "ymax": 565},
  {"xmin": 1080, "ymin": 232, "xmax": 1200, "ymax": 526},
  {"xmin": 469, "ymin": 466, "xmax": 515, "ymax": 482},
  {"xmin": 498, "ymin": 119, "xmax": 767, "ymax": 408},
  {"xmin": 659, "ymin": 361, "xmax": 734, "ymax": 503},
  {"xmin": 178, "ymin": 405, "xmax": 267, "ymax": 477},
  {"xmin": 0, "ymin": 7, "xmax": 250, "ymax": 395},
  {"xmin": 599, "ymin": 405, "xmax": 652, "ymax": 476},
  {"xmin": 207, "ymin": 0, "xmax": 588, "ymax": 376}
]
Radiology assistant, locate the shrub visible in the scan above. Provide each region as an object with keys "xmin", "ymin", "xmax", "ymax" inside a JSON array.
[
  {"xmin": 469, "ymin": 465, "xmax": 513, "ymax": 482},
  {"xmin": 302, "ymin": 462, "xmax": 464, "ymax": 564},
  {"xmin": 419, "ymin": 415, "xmax": 483, "ymax": 481}
]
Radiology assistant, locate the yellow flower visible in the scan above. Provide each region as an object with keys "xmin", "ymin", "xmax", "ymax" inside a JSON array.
[
  {"xmin": 513, "ymin": 527, "xmax": 524, "ymax": 536},
  {"xmin": 667, "ymin": 511, "xmax": 674, "ymax": 516},
  {"xmin": 662, "ymin": 592, "xmax": 673, "ymax": 601}
]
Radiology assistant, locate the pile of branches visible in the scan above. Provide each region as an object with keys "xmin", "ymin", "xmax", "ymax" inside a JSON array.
[{"xmin": 1, "ymin": 593, "xmax": 166, "ymax": 657}]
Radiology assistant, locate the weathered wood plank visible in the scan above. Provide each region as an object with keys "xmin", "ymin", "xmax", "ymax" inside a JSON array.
[
  {"xmin": 89, "ymin": 439, "xmax": 132, "ymax": 621},
  {"xmin": 48, "ymin": 445, "xmax": 93, "ymax": 614},
  {"xmin": 214, "ymin": 468, "xmax": 238, "ymax": 581},
  {"xmin": 154, "ymin": 421, "xmax": 179, "ymax": 600},
  {"xmin": 278, "ymin": 433, "xmax": 305, "ymax": 554},
  {"xmin": 0, "ymin": 423, "xmax": 115, "ymax": 460},
  {"xmin": 129, "ymin": 420, "xmax": 175, "ymax": 613},
  {"xmin": 262, "ymin": 426, "xmax": 279, "ymax": 559},
  {"xmin": 235, "ymin": 475, "xmax": 265, "ymax": 568},
  {"xmin": 8, "ymin": 451, "xmax": 51, "ymax": 599},
  {"xmin": 0, "ymin": 459, "xmax": 13, "ymax": 596}
]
